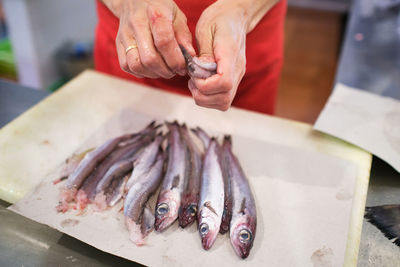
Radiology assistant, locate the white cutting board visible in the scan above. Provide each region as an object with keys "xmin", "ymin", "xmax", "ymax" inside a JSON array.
[{"xmin": 0, "ymin": 70, "xmax": 371, "ymax": 266}]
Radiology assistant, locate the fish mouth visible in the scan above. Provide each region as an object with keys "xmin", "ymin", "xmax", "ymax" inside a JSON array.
[
  {"xmin": 154, "ymin": 215, "xmax": 175, "ymax": 232},
  {"xmin": 239, "ymin": 246, "xmax": 250, "ymax": 259},
  {"xmin": 178, "ymin": 214, "xmax": 195, "ymax": 228},
  {"xmin": 200, "ymin": 229, "xmax": 218, "ymax": 250},
  {"xmin": 201, "ymin": 236, "xmax": 214, "ymax": 250},
  {"xmin": 219, "ymin": 223, "xmax": 229, "ymax": 234}
]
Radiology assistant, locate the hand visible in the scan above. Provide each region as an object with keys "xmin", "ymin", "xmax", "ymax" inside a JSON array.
[
  {"xmin": 190, "ymin": 0, "xmax": 279, "ymax": 111},
  {"xmin": 107, "ymin": 0, "xmax": 196, "ymax": 79}
]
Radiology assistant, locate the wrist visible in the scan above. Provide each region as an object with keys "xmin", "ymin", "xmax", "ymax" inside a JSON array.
[
  {"xmin": 101, "ymin": 0, "xmax": 124, "ymax": 18},
  {"xmin": 220, "ymin": 0, "xmax": 279, "ymax": 33}
]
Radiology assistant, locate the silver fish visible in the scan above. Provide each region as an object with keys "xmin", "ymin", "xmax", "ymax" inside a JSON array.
[
  {"xmin": 75, "ymin": 135, "xmax": 151, "ymax": 213},
  {"xmin": 224, "ymin": 135, "xmax": 257, "ymax": 259},
  {"xmin": 179, "ymin": 45, "xmax": 217, "ymax": 79},
  {"xmin": 198, "ymin": 138, "xmax": 224, "ymax": 250},
  {"xmin": 220, "ymin": 137, "xmax": 233, "ymax": 234},
  {"xmin": 178, "ymin": 124, "xmax": 202, "ymax": 228},
  {"xmin": 155, "ymin": 121, "xmax": 188, "ymax": 232},
  {"xmin": 125, "ymin": 134, "xmax": 164, "ymax": 190},
  {"xmin": 56, "ymin": 122, "xmax": 157, "ymax": 213},
  {"xmin": 124, "ymin": 152, "xmax": 165, "ymax": 246},
  {"xmin": 93, "ymin": 159, "xmax": 134, "ymax": 211},
  {"xmin": 191, "ymin": 126, "xmax": 211, "ymax": 150}
]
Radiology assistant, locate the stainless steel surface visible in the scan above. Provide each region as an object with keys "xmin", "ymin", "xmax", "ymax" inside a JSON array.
[{"xmin": 0, "ymin": 200, "xmax": 140, "ymax": 267}]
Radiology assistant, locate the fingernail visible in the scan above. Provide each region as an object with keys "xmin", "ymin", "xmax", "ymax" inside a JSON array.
[{"xmin": 178, "ymin": 69, "xmax": 186, "ymax": 76}]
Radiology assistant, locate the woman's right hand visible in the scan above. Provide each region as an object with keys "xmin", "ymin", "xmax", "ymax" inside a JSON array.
[{"xmin": 104, "ymin": 0, "xmax": 195, "ymax": 79}]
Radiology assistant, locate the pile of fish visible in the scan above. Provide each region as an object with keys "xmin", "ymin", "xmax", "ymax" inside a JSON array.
[{"xmin": 55, "ymin": 121, "xmax": 257, "ymax": 259}]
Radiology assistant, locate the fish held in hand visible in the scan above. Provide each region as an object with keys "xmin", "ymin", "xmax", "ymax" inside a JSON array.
[
  {"xmin": 179, "ymin": 45, "xmax": 217, "ymax": 79},
  {"xmin": 155, "ymin": 122, "xmax": 188, "ymax": 232},
  {"xmin": 224, "ymin": 135, "xmax": 257, "ymax": 259},
  {"xmin": 198, "ymin": 138, "xmax": 224, "ymax": 250}
]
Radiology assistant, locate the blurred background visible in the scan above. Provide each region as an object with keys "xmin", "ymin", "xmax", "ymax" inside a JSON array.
[{"xmin": 0, "ymin": 0, "xmax": 351, "ymax": 124}]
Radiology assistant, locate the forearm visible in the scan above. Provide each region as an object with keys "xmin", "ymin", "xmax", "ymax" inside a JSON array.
[{"xmin": 218, "ymin": 0, "xmax": 280, "ymax": 33}]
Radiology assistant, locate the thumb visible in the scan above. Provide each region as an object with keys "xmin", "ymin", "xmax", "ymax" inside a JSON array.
[{"xmin": 195, "ymin": 21, "xmax": 215, "ymax": 59}]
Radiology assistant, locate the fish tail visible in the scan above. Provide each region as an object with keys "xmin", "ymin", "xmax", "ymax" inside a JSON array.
[
  {"xmin": 223, "ymin": 135, "xmax": 232, "ymax": 146},
  {"xmin": 365, "ymin": 205, "xmax": 400, "ymax": 246}
]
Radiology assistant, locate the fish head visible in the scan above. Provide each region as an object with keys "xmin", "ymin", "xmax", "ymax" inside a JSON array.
[
  {"xmin": 198, "ymin": 207, "xmax": 220, "ymax": 250},
  {"xmin": 154, "ymin": 190, "xmax": 180, "ymax": 232},
  {"xmin": 230, "ymin": 216, "xmax": 257, "ymax": 259},
  {"xmin": 179, "ymin": 202, "xmax": 198, "ymax": 228}
]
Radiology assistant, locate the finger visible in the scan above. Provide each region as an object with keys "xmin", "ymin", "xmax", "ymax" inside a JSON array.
[
  {"xmin": 118, "ymin": 30, "xmax": 158, "ymax": 78},
  {"xmin": 127, "ymin": 14, "xmax": 175, "ymax": 79},
  {"xmin": 126, "ymin": 44, "xmax": 159, "ymax": 79},
  {"xmin": 189, "ymin": 79, "xmax": 232, "ymax": 111},
  {"xmin": 173, "ymin": 12, "xmax": 196, "ymax": 56},
  {"xmin": 195, "ymin": 18, "xmax": 215, "ymax": 59},
  {"xmin": 116, "ymin": 36, "xmax": 130, "ymax": 73},
  {"xmin": 191, "ymin": 74, "xmax": 231, "ymax": 95},
  {"xmin": 147, "ymin": 6, "xmax": 187, "ymax": 76},
  {"xmin": 194, "ymin": 30, "xmax": 246, "ymax": 95}
]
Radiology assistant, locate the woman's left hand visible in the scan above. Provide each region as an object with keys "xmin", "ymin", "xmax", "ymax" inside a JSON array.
[{"xmin": 190, "ymin": 0, "xmax": 278, "ymax": 111}]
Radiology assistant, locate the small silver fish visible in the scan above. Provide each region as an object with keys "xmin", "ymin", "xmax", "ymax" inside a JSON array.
[
  {"xmin": 178, "ymin": 124, "xmax": 202, "ymax": 228},
  {"xmin": 155, "ymin": 121, "xmax": 188, "ymax": 232},
  {"xmin": 179, "ymin": 45, "xmax": 217, "ymax": 79},
  {"xmin": 125, "ymin": 134, "xmax": 164, "ymax": 190},
  {"xmin": 124, "ymin": 152, "xmax": 165, "ymax": 246},
  {"xmin": 224, "ymin": 136, "xmax": 257, "ymax": 259},
  {"xmin": 56, "ymin": 122, "xmax": 157, "ymax": 213},
  {"xmin": 198, "ymin": 138, "xmax": 224, "ymax": 250}
]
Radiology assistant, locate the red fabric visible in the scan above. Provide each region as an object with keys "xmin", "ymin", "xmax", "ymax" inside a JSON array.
[{"xmin": 94, "ymin": 0, "xmax": 286, "ymax": 114}]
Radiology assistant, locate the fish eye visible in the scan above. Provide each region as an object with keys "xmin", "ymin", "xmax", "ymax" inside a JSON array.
[
  {"xmin": 199, "ymin": 223, "xmax": 209, "ymax": 236},
  {"xmin": 188, "ymin": 205, "xmax": 197, "ymax": 216},
  {"xmin": 239, "ymin": 229, "xmax": 252, "ymax": 242},
  {"xmin": 157, "ymin": 203, "xmax": 169, "ymax": 215}
]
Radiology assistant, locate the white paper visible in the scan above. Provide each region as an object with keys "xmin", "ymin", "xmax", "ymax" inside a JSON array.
[
  {"xmin": 315, "ymin": 83, "xmax": 400, "ymax": 172},
  {"xmin": 10, "ymin": 109, "xmax": 358, "ymax": 267}
]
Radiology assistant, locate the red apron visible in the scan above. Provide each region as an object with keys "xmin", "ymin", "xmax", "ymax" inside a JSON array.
[{"xmin": 94, "ymin": 0, "xmax": 286, "ymax": 114}]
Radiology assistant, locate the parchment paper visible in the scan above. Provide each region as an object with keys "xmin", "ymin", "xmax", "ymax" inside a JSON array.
[
  {"xmin": 10, "ymin": 108, "xmax": 359, "ymax": 267},
  {"xmin": 315, "ymin": 83, "xmax": 400, "ymax": 173}
]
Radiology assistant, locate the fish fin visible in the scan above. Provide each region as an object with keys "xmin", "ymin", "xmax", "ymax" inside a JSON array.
[
  {"xmin": 365, "ymin": 205, "xmax": 400, "ymax": 246},
  {"xmin": 141, "ymin": 213, "xmax": 155, "ymax": 237},
  {"xmin": 171, "ymin": 175, "xmax": 180, "ymax": 189},
  {"xmin": 204, "ymin": 201, "xmax": 218, "ymax": 216},
  {"xmin": 239, "ymin": 198, "xmax": 246, "ymax": 215}
]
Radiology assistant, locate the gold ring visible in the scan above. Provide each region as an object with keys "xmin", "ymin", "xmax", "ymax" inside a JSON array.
[{"xmin": 125, "ymin": 45, "xmax": 138, "ymax": 54}]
